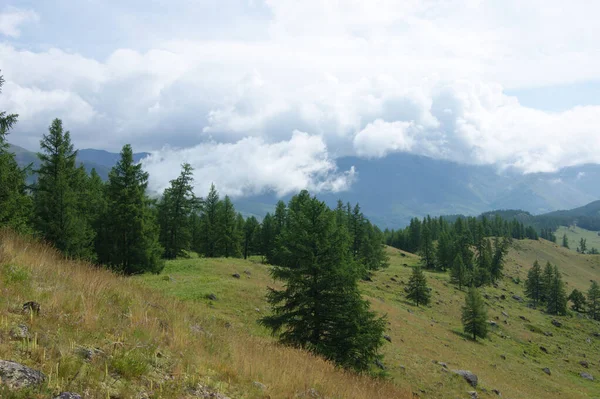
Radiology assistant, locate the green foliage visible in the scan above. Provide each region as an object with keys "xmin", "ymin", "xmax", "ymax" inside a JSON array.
[
  {"xmin": 33, "ymin": 119, "xmax": 96, "ymax": 260},
  {"xmin": 99, "ymin": 144, "xmax": 164, "ymax": 274},
  {"xmin": 568, "ymin": 289, "xmax": 586, "ymax": 313},
  {"xmin": 525, "ymin": 260, "xmax": 544, "ymax": 307},
  {"xmin": 577, "ymin": 238, "xmax": 587, "ymax": 254},
  {"xmin": 406, "ymin": 267, "xmax": 430, "ymax": 306},
  {"xmin": 461, "ymin": 286, "xmax": 488, "ymax": 341},
  {"xmin": 562, "ymin": 233, "xmax": 569, "ymax": 249},
  {"xmin": 545, "ymin": 265, "xmax": 567, "ymax": 316},
  {"xmin": 419, "ymin": 224, "xmax": 435, "ymax": 270},
  {"xmin": 588, "ymin": 281, "xmax": 600, "ymax": 321},
  {"xmin": 195, "ymin": 183, "xmax": 221, "ymax": 257},
  {"xmin": 110, "ymin": 349, "xmax": 151, "ymax": 379},
  {"xmin": 218, "ymin": 196, "xmax": 242, "ymax": 257},
  {"xmin": 243, "ymin": 216, "xmax": 260, "ymax": 259},
  {"xmin": 259, "ymin": 191, "xmax": 386, "ymax": 372},
  {"xmin": 450, "ymin": 254, "xmax": 468, "ymax": 291}
]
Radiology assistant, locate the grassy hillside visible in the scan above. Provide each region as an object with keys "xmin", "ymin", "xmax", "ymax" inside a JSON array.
[
  {"xmin": 556, "ymin": 225, "xmax": 600, "ymax": 253},
  {"xmin": 138, "ymin": 241, "xmax": 600, "ymax": 399},
  {"xmin": 0, "ymin": 231, "xmax": 408, "ymax": 398}
]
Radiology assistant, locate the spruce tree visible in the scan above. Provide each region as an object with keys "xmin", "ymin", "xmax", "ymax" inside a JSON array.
[
  {"xmin": 0, "ymin": 72, "xmax": 31, "ymax": 233},
  {"xmin": 259, "ymin": 213, "xmax": 276, "ymax": 263},
  {"xmin": 33, "ymin": 119, "xmax": 95, "ymax": 260},
  {"xmin": 157, "ymin": 163, "xmax": 198, "ymax": 259},
  {"xmin": 562, "ymin": 234, "xmax": 569, "ymax": 249},
  {"xmin": 243, "ymin": 216, "xmax": 260, "ymax": 259},
  {"xmin": 419, "ymin": 224, "xmax": 436, "ymax": 270},
  {"xmin": 541, "ymin": 262, "xmax": 555, "ymax": 303},
  {"xmin": 588, "ymin": 281, "xmax": 600, "ymax": 321},
  {"xmin": 450, "ymin": 254, "xmax": 468, "ymax": 290},
  {"xmin": 197, "ymin": 184, "xmax": 221, "ymax": 257},
  {"xmin": 546, "ymin": 265, "xmax": 567, "ymax": 316},
  {"xmin": 406, "ymin": 267, "xmax": 430, "ymax": 306},
  {"xmin": 461, "ymin": 286, "xmax": 488, "ymax": 341},
  {"xmin": 259, "ymin": 191, "xmax": 386, "ymax": 372},
  {"xmin": 435, "ymin": 231, "xmax": 453, "ymax": 271},
  {"xmin": 100, "ymin": 144, "xmax": 163, "ymax": 274},
  {"xmin": 578, "ymin": 238, "xmax": 587, "ymax": 254},
  {"xmin": 525, "ymin": 260, "xmax": 544, "ymax": 307},
  {"xmin": 218, "ymin": 195, "xmax": 241, "ymax": 257},
  {"xmin": 490, "ymin": 237, "xmax": 510, "ymax": 283},
  {"xmin": 568, "ymin": 289, "xmax": 586, "ymax": 313}
]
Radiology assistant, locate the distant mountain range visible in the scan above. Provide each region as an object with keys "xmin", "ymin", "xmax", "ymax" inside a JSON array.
[{"xmin": 10, "ymin": 143, "xmax": 600, "ymax": 228}]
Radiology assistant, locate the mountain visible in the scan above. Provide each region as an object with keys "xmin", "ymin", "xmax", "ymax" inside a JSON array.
[{"xmin": 10, "ymin": 143, "xmax": 600, "ymax": 228}]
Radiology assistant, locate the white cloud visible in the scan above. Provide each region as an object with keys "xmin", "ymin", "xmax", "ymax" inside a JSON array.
[
  {"xmin": 141, "ymin": 131, "xmax": 355, "ymax": 198},
  {"xmin": 0, "ymin": 7, "xmax": 38, "ymax": 37},
  {"xmin": 1, "ymin": 0, "xmax": 600, "ymax": 193}
]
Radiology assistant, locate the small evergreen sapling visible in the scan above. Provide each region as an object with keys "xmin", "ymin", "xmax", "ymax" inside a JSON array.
[{"xmin": 406, "ymin": 267, "xmax": 430, "ymax": 306}]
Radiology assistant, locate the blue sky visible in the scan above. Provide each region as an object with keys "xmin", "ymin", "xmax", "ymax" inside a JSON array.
[{"xmin": 1, "ymin": 1, "xmax": 599, "ymax": 196}]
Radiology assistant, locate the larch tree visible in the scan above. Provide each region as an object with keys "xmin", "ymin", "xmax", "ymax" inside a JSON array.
[
  {"xmin": 259, "ymin": 191, "xmax": 386, "ymax": 372},
  {"xmin": 419, "ymin": 223, "xmax": 436, "ymax": 270},
  {"xmin": 461, "ymin": 286, "xmax": 488, "ymax": 341},
  {"xmin": 525, "ymin": 260, "xmax": 544, "ymax": 307},
  {"xmin": 406, "ymin": 266, "xmax": 431, "ymax": 306},
  {"xmin": 243, "ymin": 216, "xmax": 260, "ymax": 259},
  {"xmin": 588, "ymin": 281, "xmax": 600, "ymax": 321},
  {"xmin": 100, "ymin": 144, "xmax": 163, "ymax": 274},
  {"xmin": 562, "ymin": 234, "xmax": 569, "ymax": 249},
  {"xmin": 450, "ymin": 254, "xmax": 468, "ymax": 290},
  {"xmin": 197, "ymin": 183, "xmax": 221, "ymax": 257},
  {"xmin": 546, "ymin": 265, "xmax": 567, "ymax": 316},
  {"xmin": 568, "ymin": 289, "xmax": 586, "ymax": 313}
]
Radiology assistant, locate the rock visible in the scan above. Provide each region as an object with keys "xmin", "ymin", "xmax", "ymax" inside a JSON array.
[
  {"xmin": 468, "ymin": 391, "xmax": 478, "ymax": 399},
  {"xmin": 586, "ymin": 337, "xmax": 592, "ymax": 344},
  {"xmin": 437, "ymin": 361, "xmax": 448, "ymax": 369},
  {"xmin": 580, "ymin": 360, "xmax": 589, "ymax": 368},
  {"xmin": 0, "ymin": 360, "xmax": 46, "ymax": 390},
  {"xmin": 593, "ymin": 332, "xmax": 600, "ymax": 337},
  {"xmin": 22, "ymin": 301, "xmax": 40, "ymax": 315},
  {"xmin": 9, "ymin": 324, "xmax": 30, "ymax": 340},
  {"xmin": 551, "ymin": 319, "xmax": 562, "ymax": 327},
  {"xmin": 543, "ymin": 331, "xmax": 553, "ymax": 337},
  {"xmin": 76, "ymin": 346, "xmax": 102, "ymax": 361},
  {"xmin": 206, "ymin": 293, "xmax": 217, "ymax": 301},
  {"xmin": 540, "ymin": 346, "xmax": 548, "ymax": 354},
  {"xmin": 54, "ymin": 393, "xmax": 83, "ymax": 399},
  {"xmin": 500, "ymin": 294, "xmax": 506, "ymax": 300},
  {"xmin": 191, "ymin": 384, "xmax": 231, "ymax": 398},
  {"xmin": 581, "ymin": 372, "xmax": 594, "ymax": 381},
  {"xmin": 512, "ymin": 295, "xmax": 523, "ymax": 302},
  {"xmin": 384, "ymin": 335, "xmax": 392, "ymax": 343},
  {"xmin": 253, "ymin": 381, "xmax": 266, "ymax": 390},
  {"xmin": 542, "ymin": 367, "xmax": 551, "ymax": 375},
  {"xmin": 296, "ymin": 388, "xmax": 322, "ymax": 398},
  {"xmin": 452, "ymin": 370, "xmax": 478, "ymax": 388},
  {"xmin": 362, "ymin": 275, "xmax": 373, "ymax": 282},
  {"xmin": 243, "ymin": 270, "xmax": 251, "ymax": 276},
  {"xmin": 488, "ymin": 320, "xmax": 498, "ymax": 327},
  {"xmin": 519, "ymin": 316, "xmax": 530, "ymax": 322},
  {"xmin": 501, "ymin": 311, "xmax": 509, "ymax": 318},
  {"xmin": 500, "ymin": 354, "xmax": 506, "ymax": 360},
  {"xmin": 390, "ymin": 277, "xmax": 397, "ymax": 282},
  {"xmin": 492, "ymin": 388, "xmax": 501, "ymax": 396},
  {"xmin": 374, "ymin": 359, "xmax": 386, "ymax": 370},
  {"xmin": 232, "ymin": 273, "xmax": 241, "ymax": 279}
]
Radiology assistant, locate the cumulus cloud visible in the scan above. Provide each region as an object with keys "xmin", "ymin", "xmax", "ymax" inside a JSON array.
[
  {"xmin": 0, "ymin": 7, "xmax": 38, "ymax": 37},
  {"xmin": 1, "ymin": 0, "xmax": 600, "ymax": 194},
  {"xmin": 141, "ymin": 131, "xmax": 355, "ymax": 198}
]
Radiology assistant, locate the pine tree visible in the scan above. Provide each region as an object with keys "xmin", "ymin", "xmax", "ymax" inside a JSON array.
[
  {"xmin": 525, "ymin": 260, "xmax": 544, "ymax": 307},
  {"xmin": 461, "ymin": 286, "xmax": 488, "ymax": 341},
  {"xmin": 100, "ymin": 144, "xmax": 163, "ymax": 274},
  {"xmin": 419, "ymin": 224, "xmax": 436, "ymax": 270},
  {"xmin": 546, "ymin": 265, "xmax": 567, "ymax": 316},
  {"xmin": 568, "ymin": 289, "xmax": 586, "ymax": 313},
  {"xmin": 197, "ymin": 184, "xmax": 221, "ymax": 257},
  {"xmin": 259, "ymin": 191, "xmax": 386, "ymax": 372},
  {"xmin": 33, "ymin": 119, "xmax": 95, "ymax": 260},
  {"xmin": 450, "ymin": 254, "xmax": 468, "ymax": 290},
  {"xmin": 406, "ymin": 267, "xmax": 430, "ymax": 306},
  {"xmin": 562, "ymin": 234, "xmax": 569, "ymax": 249},
  {"xmin": 0, "ymin": 72, "xmax": 31, "ymax": 233},
  {"xmin": 157, "ymin": 163, "xmax": 198, "ymax": 259},
  {"xmin": 218, "ymin": 195, "xmax": 241, "ymax": 257},
  {"xmin": 243, "ymin": 216, "xmax": 260, "ymax": 259},
  {"xmin": 588, "ymin": 281, "xmax": 600, "ymax": 321}
]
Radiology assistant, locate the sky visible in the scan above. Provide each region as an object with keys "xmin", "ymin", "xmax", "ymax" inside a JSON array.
[{"xmin": 1, "ymin": 0, "xmax": 599, "ymax": 197}]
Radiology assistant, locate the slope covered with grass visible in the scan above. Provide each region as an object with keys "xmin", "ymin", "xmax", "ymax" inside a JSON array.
[
  {"xmin": 139, "ymin": 241, "xmax": 600, "ymax": 399},
  {"xmin": 0, "ymin": 230, "xmax": 409, "ymax": 399}
]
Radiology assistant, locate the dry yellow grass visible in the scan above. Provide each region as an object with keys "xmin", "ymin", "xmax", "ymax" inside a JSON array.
[{"xmin": 0, "ymin": 230, "xmax": 411, "ymax": 399}]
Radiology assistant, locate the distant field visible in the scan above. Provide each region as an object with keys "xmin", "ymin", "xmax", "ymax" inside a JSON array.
[
  {"xmin": 556, "ymin": 225, "xmax": 600, "ymax": 253},
  {"xmin": 137, "ymin": 241, "xmax": 600, "ymax": 399}
]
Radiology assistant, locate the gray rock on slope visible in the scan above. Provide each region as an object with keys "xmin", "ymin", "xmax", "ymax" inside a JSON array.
[
  {"xmin": 452, "ymin": 370, "xmax": 478, "ymax": 387},
  {"xmin": 0, "ymin": 360, "xmax": 46, "ymax": 389},
  {"xmin": 54, "ymin": 393, "xmax": 83, "ymax": 399}
]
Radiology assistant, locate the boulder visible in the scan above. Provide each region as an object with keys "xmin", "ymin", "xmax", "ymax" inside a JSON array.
[
  {"xmin": 192, "ymin": 384, "xmax": 231, "ymax": 398},
  {"xmin": 512, "ymin": 295, "xmax": 523, "ymax": 302},
  {"xmin": 581, "ymin": 372, "xmax": 594, "ymax": 381},
  {"xmin": 452, "ymin": 370, "xmax": 478, "ymax": 387},
  {"xmin": 384, "ymin": 335, "xmax": 392, "ymax": 343},
  {"xmin": 468, "ymin": 391, "xmax": 478, "ymax": 399},
  {"xmin": 492, "ymin": 388, "xmax": 501, "ymax": 396},
  {"xmin": 9, "ymin": 324, "xmax": 30, "ymax": 340},
  {"xmin": 437, "ymin": 361, "xmax": 448, "ymax": 369},
  {"xmin": 374, "ymin": 359, "xmax": 386, "ymax": 370},
  {"xmin": 253, "ymin": 381, "xmax": 266, "ymax": 390},
  {"xmin": 206, "ymin": 293, "xmax": 217, "ymax": 301},
  {"xmin": 232, "ymin": 273, "xmax": 241, "ymax": 279},
  {"xmin": 540, "ymin": 346, "xmax": 548, "ymax": 354},
  {"xmin": 551, "ymin": 319, "xmax": 562, "ymax": 327},
  {"xmin": 0, "ymin": 360, "xmax": 46, "ymax": 390},
  {"xmin": 580, "ymin": 360, "xmax": 589, "ymax": 368},
  {"xmin": 542, "ymin": 367, "xmax": 551, "ymax": 375},
  {"xmin": 501, "ymin": 311, "xmax": 509, "ymax": 318},
  {"xmin": 295, "ymin": 388, "xmax": 321, "ymax": 398},
  {"xmin": 54, "ymin": 393, "xmax": 83, "ymax": 399},
  {"xmin": 488, "ymin": 320, "xmax": 498, "ymax": 327},
  {"xmin": 22, "ymin": 301, "xmax": 41, "ymax": 315}
]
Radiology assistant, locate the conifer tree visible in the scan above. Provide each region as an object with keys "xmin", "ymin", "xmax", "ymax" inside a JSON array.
[
  {"xmin": 219, "ymin": 195, "xmax": 241, "ymax": 257},
  {"xmin": 490, "ymin": 237, "xmax": 510, "ymax": 282},
  {"xmin": 525, "ymin": 260, "xmax": 544, "ymax": 307},
  {"xmin": 588, "ymin": 281, "xmax": 600, "ymax": 321},
  {"xmin": 568, "ymin": 289, "xmax": 586, "ymax": 313},
  {"xmin": 406, "ymin": 267, "xmax": 430, "ymax": 306},
  {"xmin": 546, "ymin": 265, "xmax": 567, "ymax": 315},
  {"xmin": 243, "ymin": 216, "xmax": 260, "ymax": 259},
  {"xmin": 85, "ymin": 168, "xmax": 108, "ymax": 258},
  {"xmin": 435, "ymin": 231, "xmax": 453, "ymax": 271},
  {"xmin": 450, "ymin": 254, "xmax": 468, "ymax": 290},
  {"xmin": 419, "ymin": 224, "xmax": 436, "ymax": 270},
  {"xmin": 197, "ymin": 184, "xmax": 221, "ymax": 257},
  {"xmin": 157, "ymin": 163, "xmax": 198, "ymax": 259},
  {"xmin": 461, "ymin": 286, "xmax": 488, "ymax": 341},
  {"xmin": 562, "ymin": 234, "xmax": 569, "ymax": 249},
  {"xmin": 541, "ymin": 261, "xmax": 555, "ymax": 303},
  {"xmin": 33, "ymin": 119, "xmax": 95, "ymax": 259},
  {"xmin": 100, "ymin": 144, "xmax": 163, "ymax": 274},
  {"xmin": 260, "ymin": 191, "xmax": 386, "ymax": 372},
  {"xmin": 260, "ymin": 213, "xmax": 276, "ymax": 263},
  {"xmin": 0, "ymin": 73, "xmax": 31, "ymax": 233},
  {"xmin": 578, "ymin": 238, "xmax": 587, "ymax": 254}
]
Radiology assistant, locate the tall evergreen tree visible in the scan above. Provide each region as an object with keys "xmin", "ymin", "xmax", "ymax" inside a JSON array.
[
  {"xmin": 435, "ymin": 231, "xmax": 453, "ymax": 272},
  {"xmin": 260, "ymin": 213, "xmax": 276, "ymax": 263},
  {"xmin": 588, "ymin": 281, "xmax": 600, "ymax": 321},
  {"xmin": 525, "ymin": 260, "xmax": 544, "ymax": 307},
  {"xmin": 100, "ymin": 144, "xmax": 163, "ymax": 274},
  {"xmin": 218, "ymin": 195, "xmax": 241, "ymax": 257},
  {"xmin": 450, "ymin": 254, "xmax": 468, "ymax": 290},
  {"xmin": 578, "ymin": 238, "xmax": 587, "ymax": 254},
  {"xmin": 157, "ymin": 163, "xmax": 198, "ymax": 259},
  {"xmin": 562, "ymin": 234, "xmax": 569, "ymax": 249},
  {"xmin": 259, "ymin": 191, "xmax": 386, "ymax": 372},
  {"xmin": 419, "ymin": 224, "xmax": 436, "ymax": 270},
  {"xmin": 490, "ymin": 237, "xmax": 510, "ymax": 282},
  {"xmin": 0, "ymin": 72, "xmax": 31, "ymax": 233},
  {"xmin": 243, "ymin": 216, "xmax": 260, "ymax": 259},
  {"xmin": 546, "ymin": 265, "xmax": 567, "ymax": 316},
  {"xmin": 33, "ymin": 119, "xmax": 95, "ymax": 259},
  {"xmin": 568, "ymin": 289, "xmax": 586, "ymax": 313},
  {"xmin": 406, "ymin": 267, "xmax": 431, "ymax": 306},
  {"xmin": 197, "ymin": 184, "xmax": 221, "ymax": 257},
  {"xmin": 461, "ymin": 286, "xmax": 488, "ymax": 341}
]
